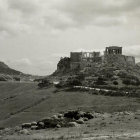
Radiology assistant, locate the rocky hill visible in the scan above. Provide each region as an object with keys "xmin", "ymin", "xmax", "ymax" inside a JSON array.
[
  {"xmin": 0, "ymin": 61, "xmax": 21, "ymax": 75},
  {"xmin": 51, "ymin": 55, "xmax": 140, "ymax": 89},
  {"xmin": 0, "ymin": 61, "xmax": 34, "ymax": 81},
  {"xmin": 53, "ymin": 56, "xmax": 140, "ymax": 75}
]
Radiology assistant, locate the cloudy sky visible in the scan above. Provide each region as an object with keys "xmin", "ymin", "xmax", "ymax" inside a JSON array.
[{"xmin": 0, "ymin": 0, "xmax": 140, "ymax": 75}]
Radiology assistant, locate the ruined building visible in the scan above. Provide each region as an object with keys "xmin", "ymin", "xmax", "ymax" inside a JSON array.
[
  {"xmin": 70, "ymin": 46, "xmax": 135, "ymax": 70},
  {"xmin": 70, "ymin": 51, "xmax": 102, "ymax": 70},
  {"xmin": 105, "ymin": 46, "xmax": 122, "ymax": 55},
  {"xmin": 103, "ymin": 46, "xmax": 135, "ymax": 66}
]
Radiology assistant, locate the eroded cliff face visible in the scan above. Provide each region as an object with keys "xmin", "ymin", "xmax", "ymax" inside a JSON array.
[
  {"xmin": 52, "ymin": 57, "xmax": 71, "ymax": 76},
  {"xmin": 57, "ymin": 57, "xmax": 71, "ymax": 71}
]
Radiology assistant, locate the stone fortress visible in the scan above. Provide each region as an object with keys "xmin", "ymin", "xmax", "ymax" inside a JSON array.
[{"xmin": 70, "ymin": 46, "xmax": 135, "ymax": 71}]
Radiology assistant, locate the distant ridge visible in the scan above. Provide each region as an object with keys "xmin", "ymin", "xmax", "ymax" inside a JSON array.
[
  {"xmin": 0, "ymin": 61, "xmax": 43, "ymax": 81},
  {"xmin": 0, "ymin": 61, "xmax": 21, "ymax": 75}
]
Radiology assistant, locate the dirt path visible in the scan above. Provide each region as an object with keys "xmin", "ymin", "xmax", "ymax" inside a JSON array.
[
  {"xmin": 1, "ymin": 131, "xmax": 140, "ymax": 140},
  {"xmin": 83, "ymin": 132, "xmax": 140, "ymax": 140}
]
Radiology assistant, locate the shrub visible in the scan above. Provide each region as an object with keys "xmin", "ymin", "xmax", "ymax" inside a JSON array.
[
  {"xmin": 95, "ymin": 77, "xmax": 107, "ymax": 85},
  {"xmin": 38, "ymin": 79, "xmax": 51, "ymax": 88},
  {"xmin": 113, "ymin": 81, "xmax": 118, "ymax": 85},
  {"xmin": 0, "ymin": 77, "xmax": 7, "ymax": 81},
  {"xmin": 67, "ymin": 79, "xmax": 82, "ymax": 86},
  {"xmin": 13, "ymin": 77, "xmax": 20, "ymax": 81},
  {"xmin": 122, "ymin": 78, "xmax": 140, "ymax": 86},
  {"xmin": 54, "ymin": 82, "xmax": 64, "ymax": 88},
  {"xmin": 122, "ymin": 79, "xmax": 131, "ymax": 85}
]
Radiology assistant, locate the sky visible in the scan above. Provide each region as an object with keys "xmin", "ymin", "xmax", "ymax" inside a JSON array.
[{"xmin": 0, "ymin": 0, "xmax": 140, "ymax": 75}]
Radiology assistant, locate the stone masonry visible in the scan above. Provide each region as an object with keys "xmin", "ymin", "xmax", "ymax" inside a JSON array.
[{"xmin": 69, "ymin": 46, "xmax": 135, "ymax": 70}]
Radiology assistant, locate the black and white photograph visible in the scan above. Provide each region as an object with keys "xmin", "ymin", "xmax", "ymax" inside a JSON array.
[{"xmin": 0, "ymin": 0, "xmax": 140, "ymax": 139}]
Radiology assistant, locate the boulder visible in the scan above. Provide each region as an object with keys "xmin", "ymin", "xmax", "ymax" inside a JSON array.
[
  {"xmin": 37, "ymin": 121, "xmax": 45, "ymax": 129},
  {"xmin": 58, "ymin": 114, "xmax": 63, "ymax": 118},
  {"xmin": 68, "ymin": 122, "xmax": 79, "ymax": 127},
  {"xmin": 14, "ymin": 126, "xmax": 22, "ymax": 132},
  {"xmin": 59, "ymin": 116, "xmax": 64, "ymax": 121},
  {"xmin": 83, "ymin": 118, "xmax": 88, "ymax": 121},
  {"xmin": 84, "ymin": 112, "xmax": 94, "ymax": 119},
  {"xmin": 42, "ymin": 117, "xmax": 59, "ymax": 128},
  {"xmin": 31, "ymin": 121, "xmax": 37, "ymax": 126},
  {"xmin": 76, "ymin": 118, "xmax": 84, "ymax": 124},
  {"xmin": 64, "ymin": 110, "xmax": 83, "ymax": 120},
  {"xmin": 78, "ymin": 111, "xmax": 86, "ymax": 117},
  {"xmin": 52, "ymin": 115, "xmax": 59, "ymax": 120},
  {"xmin": 56, "ymin": 124, "xmax": 61, "ymax": 128},
  {"xmin": 19, "ymin": 129, "xmax": 30, "ymax": 135},
  {"xmin": 41, "ymin": 117, "xmax": 51, "ymax": 122},
  {"xmin": 31, "ymin": 126, "xmax": 38, "ymax": 130},
  {"xmin": 22, "ymin": 123, "xmax": 31, "ymax": 129}
]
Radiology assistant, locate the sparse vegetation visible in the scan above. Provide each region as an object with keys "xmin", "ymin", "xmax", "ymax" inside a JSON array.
[
  {"xmin": 0, "ymin": 48, "xmax": 140, "ymax": 139},
  {"xmin": 95, "ymin": 77, "xmax": 107, "ymax": 85},
  {"xmin": 38, "ymin": 79, "xmax": 52, "ymax": 88},
  {"xmin": 0, "ymin": 82, "xmax": 140, "ymax": 129}
]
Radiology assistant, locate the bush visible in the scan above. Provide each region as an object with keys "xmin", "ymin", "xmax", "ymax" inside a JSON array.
[
  {"xmin": 54, "ymin": 82, "xmax": 64, "ymax": 88},
  {"xmin": 67, "ymin": 79, "xmax": 82, "ymax": 86},
  {"xmin": 0, "ymin": 77, "xmax": 7, "ymax": 81},
  {"xmin": 95, "ymin": 77, "xmax": 107, "ymax": 85},
  {"xmin": 122, "ymin": 78, "xmax": 140, "ymax": 86},
  {"xmin": 38, "ymin": 79, "xmax": 51, "ymax": 88},
  {"xmin": 113, "ymin": 81, "xmax": 118, "ymax": 85},
  {"xmin": 117, "ymin": 71, "xmax": 127, "ymax": 78},
  {"xmin": 13, "ymin": 77, "xmax": 20, "ymax": 81}
]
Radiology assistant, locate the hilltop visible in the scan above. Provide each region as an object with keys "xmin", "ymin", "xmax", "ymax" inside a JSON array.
[{"xmin": 52, "ymin": 46, "xmax": 140, "ymax": 89}]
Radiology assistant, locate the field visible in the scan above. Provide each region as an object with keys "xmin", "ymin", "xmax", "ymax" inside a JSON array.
[{"xmin": 0, "ymin": 82, "xmax": 140, "ymax": 139}]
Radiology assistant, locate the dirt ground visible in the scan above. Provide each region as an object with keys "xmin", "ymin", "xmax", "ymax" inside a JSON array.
[{"xmin": 0, "ymin": 110, "xmax": 140, "ymax": 140}]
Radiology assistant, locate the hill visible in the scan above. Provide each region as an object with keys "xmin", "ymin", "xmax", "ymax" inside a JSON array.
[
  {"xmin": 51, "ymin": 55, "xmax": 140, "ymax": 89},
  {"xmin": 0, "ymin": 61, "xmax": 21, "ymax": 75},
  {"xmin": 0, "ymin": 61, "xmax": 22, "ymax": 81},
  {"xmin": 0, "ymin": 61, "xmax": 40, "ymax": 81}
]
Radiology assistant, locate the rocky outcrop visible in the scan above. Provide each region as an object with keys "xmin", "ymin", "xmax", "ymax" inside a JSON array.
[
  {"xmin": 21, "ymin": 110, "xmax": 95, "ymax": 130},
  {"xmin": 53, "ymin": 57, "xmax": 71, "ymax": 76}
]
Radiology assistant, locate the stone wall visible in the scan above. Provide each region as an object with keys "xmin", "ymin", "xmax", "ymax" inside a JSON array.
[
  {"xmin": 70, "ymin": 52, "xmax": 82, "ymax": 62},
  {"xmin": 104, "ymin": 54, "xmax": 135, "ymax": 67},
  {"xmin": 70, "ymin": 47, "xmax": 135, "ymax": 71}
]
